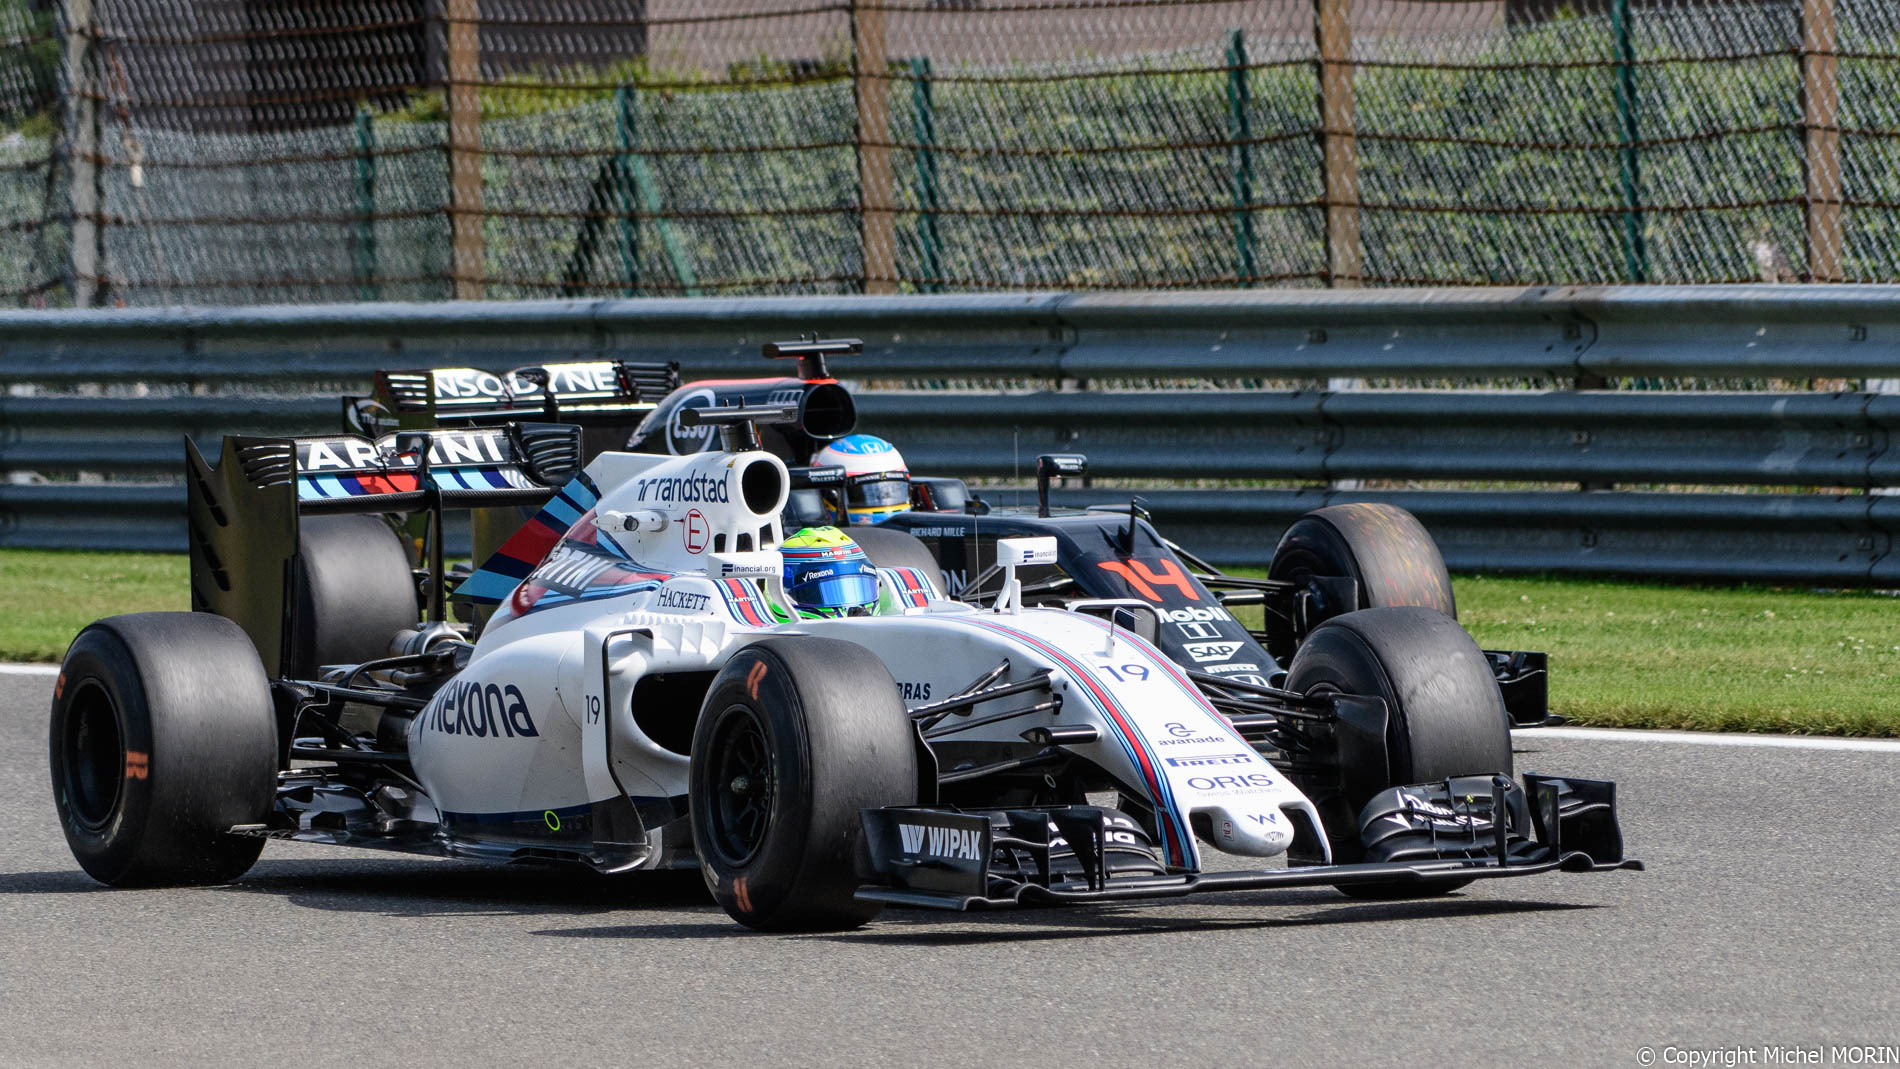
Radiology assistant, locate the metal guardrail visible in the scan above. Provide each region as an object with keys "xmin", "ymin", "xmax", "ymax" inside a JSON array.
[{"xmin": 2, "ymin": 285, "xmax": 1897, "ymax": 582}]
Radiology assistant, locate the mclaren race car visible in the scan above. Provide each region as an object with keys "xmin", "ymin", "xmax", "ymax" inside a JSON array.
[{"xmin": 50, "ymin": 399, "xmax": 1638, "ymax": 931}]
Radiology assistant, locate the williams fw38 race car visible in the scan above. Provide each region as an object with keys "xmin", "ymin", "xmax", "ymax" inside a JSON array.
[{"xmin": 48, "ymin": 361, "xmax": 1639, "ymax": 932}]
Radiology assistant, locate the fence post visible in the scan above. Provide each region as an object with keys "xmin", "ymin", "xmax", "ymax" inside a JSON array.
[
  {"xmin": 63, "ymin": 0, "xmax": 101, "ymax": 308},
  {"xmin": 852, "ymin": 0, "xmax": 896, "ymax": 294},
  {"xmin": 1227, "ymin": 28, "xmax": 1257, "ymax": 286},
  {"xmin": 909, "ymin": 57, "xmax": 941, "ymax": 294},
  {"xmin": 1314, "ymin": 0, "xmax": 1359, "ymax": 287},
  {"xmin": 1801, "ymin": 0, "xmax": 1843, "ymax": 282},
  {"xmin": 1611, "ymin": 0, "xmax": 1647, "ymax": 283},
  {"xmin": 354, "ymin": 104, "xmax": 380, "ymax": 302},
  {"xmin": 446, "ymin": 0, "xmax": 484, "ymax": 300},
  {"xmin": 613, "ymin": 86, "xmax": 640, "ymax": 297}
]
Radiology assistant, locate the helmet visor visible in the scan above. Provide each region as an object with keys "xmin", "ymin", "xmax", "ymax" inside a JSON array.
[
  {"xmin": 788, "ymin": 571, "xmax": 880, "ymax": 612},
  {"xmin": 849, "ymin": 476, "xmax": 910, "ymax": 509}
]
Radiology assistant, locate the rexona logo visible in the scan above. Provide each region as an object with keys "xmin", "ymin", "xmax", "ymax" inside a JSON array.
[
  {"xmin": 1158, "ymin": 606, "xmax": 1233, "ymax": 624},
  {"xmin": 421, "ymin": 681, "xmax": 539, "ymax": 739},
  {"xmin": 633, "ymin": 473, "xmax": 730, "ymax": 505},
  {"xmin": 897, "ymin": 822, "xmax": 984, "ymax": 860},
  {"xmin": 1164, "ymin": 752, "xmax": 1255, "ymax": 768}
]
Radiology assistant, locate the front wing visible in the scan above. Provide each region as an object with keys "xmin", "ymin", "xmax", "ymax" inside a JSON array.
[{"xmin": 857, "ymin": 773, "xmax": 1641, "ymax": 911}]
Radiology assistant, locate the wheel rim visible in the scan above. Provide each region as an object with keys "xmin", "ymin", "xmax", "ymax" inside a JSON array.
[
  {"xmin": 62, "ymin": 680, "xmax": 124, "ymax": 830},
  {"xmin": 704, "ymin": 702, "xmax": 775, "ymax": 867}
]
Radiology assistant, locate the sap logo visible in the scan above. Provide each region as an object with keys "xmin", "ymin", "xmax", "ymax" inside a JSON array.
[
  {"xmin": 1164, "ymin": 752, "xmax": 1254, "ymax": 768},
  {"xmin": 634, "ymin": 472, "xmax": 730, "ymax": 506},
  {"xmin": 656, "ymin": 587, "xmax": 711, "ymax": 612},
  {"xmin": 1186, "ymin": 772, "xmax": 1278, "ymax": 792},
  {"xmin": 898, "ymin": 681, "xmax": 932, "ymax": 701},
  {"xmin": 897, "ymin": 823, "xmax": 982, "ymax": 860},
  {"xmin": 421, "ymin": 681, "xmax": 539, "ymax": 739},
  {"xmin": 1204, "ymin": 662, "xmax": 1262, "ymax": 675},
  {"xmin": 1185, "ymin": 641, "xmax": 1245, "ymax": 663},
  {"xmin": 1158, "ymin": 606, "xmax": 1233, "ymax": 625}
]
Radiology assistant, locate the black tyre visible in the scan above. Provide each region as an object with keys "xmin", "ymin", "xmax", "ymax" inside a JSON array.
[
  {"xmin": 1265, "ymin": 503, "xmax": 1455, "ymax": 663},
  {"xmin": 50, "ymin": 612, "xmax": 278, "ymax": 887},
  {"xmin": 847, "ymin": 526, "xmax": 942, "ymax": 581},
  {"xmin": 290, "ymin": 514, "xmax": 419, "ymax": 676},
  {"xmin": 1285, "ymin": 606, "xmax": 1511, "ymax": 897},
  {"xmin": 690, "ymin": 637, "xmax": 917, "ymax": 931}
]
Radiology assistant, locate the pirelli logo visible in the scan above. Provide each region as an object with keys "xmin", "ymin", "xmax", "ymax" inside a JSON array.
[{"xmin": 1163, "ymin": 752, "xmax": 1253, "ymax": 768}]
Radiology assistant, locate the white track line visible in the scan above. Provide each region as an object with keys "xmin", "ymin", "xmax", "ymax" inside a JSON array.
[
  {"xmin": 1, "ymin": 662, "xmax": 1890, "ymax": 751},
  {"xmin": 0, "ymin": 664, "xmax": 59, "ymax": 677},
  {"xmin": 1519, "ymin": 725, "xmax": 1900, "ymax": 753}
]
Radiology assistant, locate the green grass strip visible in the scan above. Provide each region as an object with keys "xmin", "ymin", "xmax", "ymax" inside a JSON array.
[{"xmin": 2, "ymin": 550, "xmax": 1892, "ymax": 736}]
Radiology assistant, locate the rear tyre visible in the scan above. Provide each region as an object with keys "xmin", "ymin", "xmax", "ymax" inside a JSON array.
[
  {"xmin": 1265, "ymin": 503, "xmax": 1455, "ymax": 662},
  {"xmin": 848, "ymin": 526, "xmax": 942, "ymax": 580},
  {"xmin": 49, "ymin": 612, "xmax": 278, "ymax": 886},
  {"xmin": 290, "ymin": 514, "xmax": 419, "ymax": 676},
  {"xmin": 690, "ymin": 638, "xmax": 917, "ymax": 931},
  {"xmin": 1285, "ymin": 606, "xmax": 1511, "ymax": 898}
]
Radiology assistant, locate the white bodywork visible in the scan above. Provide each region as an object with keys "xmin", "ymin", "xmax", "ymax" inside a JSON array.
[{"xmin": 406, "ymin": 446, "xmax": 1326, "ymax": 872}]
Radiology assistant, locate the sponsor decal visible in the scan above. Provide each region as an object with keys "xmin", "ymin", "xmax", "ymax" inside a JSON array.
[
  {"xmin": 420, "ymin": 681, "xmax": 540, "ymax": 739},
  {"xmin": 664, "ymin": 388, "xmax": 717, "ymax": 454},
  {"xmin": 432, "ymin": 362, "xmax": 620, "ymax": 401},
  {"xmin": 1246, "ymin": 811, "xmax": 1281, "ymax": 826},
  {"xmin": 1163, "ymin": 752, "xmax": 1255, "ymax": 768},
  {"xmin": 898, "ymin": 681, "xmax": 932, "ymax": 701},
  {"xmin": 1204, "ymin": 662, "xmax": 1263, "ymax": 675},
  {"xmin": 543, "ymin": 810, "xmax": 562, "ymax": 832},
  {"xmin": 655, "ymin": 587, "xmax": 711, "ymax": 613},
  {"xmin": 902, "ymin": 526, "xmax": 960, "ymax": 538},
  {"xmin": 897, "ymin": 822, "xmax": 984, "ymax": 860},
  {"xmin": 633, "ymin": 472, "xmax": 730, "ymax": 506},
  {"xmin": 1156, "ymin": 722, "xmax": 1226, "ymax": 747},
  {"xmin": 1186, "ymin": 772, "xmax": 1279, "ymax": 792},
  {"xmin": 1391, "ymin": 791, "xmax": 1484, "ymax": 830},
  {"xmin": 1185, "ymin": 641, "xmax": 1245, "ymax": 663},
  {"xmin": 1175, "ymin": 620, "xmax": 1223, "ymax": 640},
  {"xmin": 1158, "ymin": 605, "xmax": 1233, "ymax": 624},
  {"xmin": 683, "ymin": 509, "xmax": 709, "ymax": 554},
  {"xmin": 299, "ymin": 430, "xmax": 508, "ymax": 472}
]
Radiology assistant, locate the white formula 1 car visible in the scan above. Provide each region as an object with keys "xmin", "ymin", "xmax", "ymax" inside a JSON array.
[{"xmin": 49, "ymin": 407, "xmax": 1638, "ymax": 930}]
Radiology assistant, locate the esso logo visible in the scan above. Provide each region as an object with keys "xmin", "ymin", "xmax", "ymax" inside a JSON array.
[
  {"xmin": 683, "ymin": 509, "xmax": 709, "ymax": 554},
  {"xmin": 665, "ymin": 389, "xmax": 716, "ymax": 455}
]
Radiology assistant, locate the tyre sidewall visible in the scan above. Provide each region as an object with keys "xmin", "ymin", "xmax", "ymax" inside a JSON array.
[{"xmin": 49, "ymin": 631, "xmax": 158, "ymax": 884}]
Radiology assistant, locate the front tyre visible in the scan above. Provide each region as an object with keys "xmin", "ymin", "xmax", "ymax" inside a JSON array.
[
  {"xmin": 1265, "ymin": 503, "xmax": 1455, "ymax": 662},
  {"xmin": 50, "ymin": 613, "xmax": 278, "ymax": 886},
  {"xmin": 690, "ymin": 638, "xmax": 917, "ymax": 931},
  {"xmin": 1285, "ymin": 606, "xmax": 1511, "ymax": 898}
]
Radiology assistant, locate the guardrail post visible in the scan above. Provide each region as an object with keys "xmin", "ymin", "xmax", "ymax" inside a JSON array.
[
  {"xmin": 63, "ymin": 0, "xmax": 102, "ymax": 307},
  {"xmin": 1611, "ymin": 0, "xmax": 1647, "ymax": 283},
  {"xmin": 1314, "ymin": 0, "xmax": 1360, "ymax": 288},
  {"xmin": 909, "ymin": 57, "xmax": 941, "ymax": 294},
  {"xmin": 354, "ymin": 104, "xmax": 380, "ymax": 302},
  {"xmin": 614, "ymin": 86, "xmax": 640, "ymax": 297},
  {"xmin": 446, "ymin": 0, "xmax": 484, "ymax": 300},
  {"xmin": 1801, "ymin": 0, "xmax": 1843, "ymax": 282},
  {"xmin": 1227, "ymin": 28, "xmax": 1257, "ymax": 287},
  {"xmin": 852, "ymin": 0, "xmax": 896, "ymax": 294}
]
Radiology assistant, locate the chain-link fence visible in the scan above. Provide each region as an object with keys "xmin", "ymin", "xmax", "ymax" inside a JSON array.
[{"xmin": 1, "ymin": 0, "xmax": 1893, "ymax": 306}]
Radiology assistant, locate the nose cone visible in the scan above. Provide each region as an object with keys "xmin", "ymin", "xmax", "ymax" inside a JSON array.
[{"xmin": 1195, "ymin": 804, "xmax": 1295, "ymax": 857}]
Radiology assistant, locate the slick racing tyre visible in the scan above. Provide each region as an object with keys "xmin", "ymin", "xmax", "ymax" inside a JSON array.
[
  {"xmin": 690, "ymin": 637, "xmax": 917, "ymax": 931},
  {"xmin": 1264, "ymin": 503, "xmax": 1455, "ymax": 663},
  {"xmin": 1285, "ymin": 606, "xmax": 1511, "ymax": 899},
  {"xmin": 50, "ymin": 612, "xmax": 278, "ymax": 886},
  {"xmin": 290, "ymin": 514, "xmax": 420, "ymax": 677}
]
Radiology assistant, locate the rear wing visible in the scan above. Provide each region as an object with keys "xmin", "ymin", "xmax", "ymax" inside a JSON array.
[
  {"xmin": 348, "ymin": 359, "xmax": 680, "ymax": 435},
  {"xmin": 187, "ymin": 423, "xmax": 582, "ymax": 677}
]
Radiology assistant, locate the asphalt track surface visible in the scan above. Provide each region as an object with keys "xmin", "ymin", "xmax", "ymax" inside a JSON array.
[{"xmin": 2, "ymin": 670, "xmax": 1896, "ymax": 1068}]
